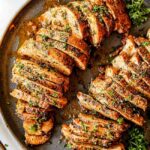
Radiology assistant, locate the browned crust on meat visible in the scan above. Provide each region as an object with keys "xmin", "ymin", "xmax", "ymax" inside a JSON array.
[
  {"xmin": 36, "ymin": 28, "xmax": 90, "ymax": 57},
  {"xmin": 24, "ymin": 118, "xmax": 54, "ymax": 135},
  {"xmin": 25, "ymin": 133, "xmax": 50, "ymax": 145},
  {"xmin": 104, "ymin": 0, "xmax": 131, "ymax": 33},
  {"xmin": 15, "ymin": 59, "xmax": 69, "ymax": 92},
  {"xmin": 78, "ymin": 113, "xmax": 129, "ymax": 132},
  {"xmin": 77, "ymin": 92, "xmax": 120, "ymax": 120},
  {"xmin": 62, "ymin": 124, "xmax": 112, "ymax": 147}
]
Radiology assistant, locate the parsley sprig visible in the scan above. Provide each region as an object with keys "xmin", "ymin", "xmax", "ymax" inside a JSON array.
[
  {"xmin": 125, "ymin": 0, "xmax": 150, "ymax": 26},
  {"xmin": 127, "ymin": 127, "xmax": 148, "ymax": 150}
]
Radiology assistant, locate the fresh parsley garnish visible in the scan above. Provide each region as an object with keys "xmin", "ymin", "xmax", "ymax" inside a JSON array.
[
  {"xmin": 81, "ymin": 121, "xmax": 88, "ymax": 132},
  {"xmin": 117, "ymin": 117, "xmax": 124, "ymax": 125},
  {"xmin": 30, "ymin": 124, "xmax": 38, "ymax": 132},
  {"xmin": 93, "ymin": 5, "xmax": 109, "ymax": 15},
  {"xmin": 29, "ymin": 100, "xmax": 38, "ymax": 107},
  {"xmin": 125, "ymin": 0, "xmax": 150, "ymax": 26},
  {"xmin": 140, "ymin": 41, "xmax": 150, "ymax": 46},
  {"xmin": 64, "ymin": 25, "xmax": 71, "ymax": 32},
  {"xmin": 127, "ymin": 127, "xmax": 148, "ymax": 150}
]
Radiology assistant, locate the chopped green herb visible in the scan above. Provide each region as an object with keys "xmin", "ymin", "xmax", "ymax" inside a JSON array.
[
  {"xmin": 112, "ymin": 100, "xmax": 116, "ymax": 106},
  {"xmin": 91, "ymin": 30, "xmax": 96, "ymax": 35},
  {"xmin": 29, "ymin": 100, "xmax": 38, "ymax": 107},
  {"xmin": 107, "ymin": 56, "xmax": 115, "ymax": 64},
  {"xmin": 140, "ymin": 41, "xmax": 150, "ymax": 46},
  {"xmin": 125, "ymin": 0, "xmax": 150, "ymax": 26},
  {"xmin": 127, "ymin": 127, "xmax": 148, "ymax": 150},
  {"xmin": 16, "ymin": 63, "xmax": 24, "ymax": 71},
  {"xmin": 93, "ymin": 5, "xmax": 108, "ymax": 15},
  {"xmin": 49, "ymin": 42, "xmax": 54, "ymax": 47},
  {"xmin": 52, "ymin": 99, "xmax": 57, "ymax": 106},
  {"xmin": 81, "ymin": 121, "xmax": 88, "ymax": 132},
  {"xmin": 61, "ymin": 11, "xmax": 67, "ymax": 19},
  {"xmin": 106, "ymin": 131, "xmax": 113, "ymax": 140},
  {"xmin": 52, "ymin": 93, "xmax": 58, "ymax": 98},
  {"xmin": 117, "ymin": 117, "xmax": 124, "ymax": 125},
  {"xmin": 63, "ymin": 43, "xmax": 68, "ymax": 49},
  {"xmin": 92, "ymin": 110, "xmax": 97, "ymax": 115},
  {"xmin": 38, "ymin": 116, "xmax": 47, "ymax": 123},
  {"xmin": 115, "ymin": 74, "xmax": 123, "ymax": 80},
  {"xmin": 141, "ymin": 70, "xmax": 147, "ymax": 77},
  {"xmin": 108, "ymin": 90, "xmax": 114, "ymax": 97},
  {"xmin": 30, "ymin": 124, "xmax": 38, "ymax": 132},
  {"xmin": 93, "ymin": 124, "xmax": 98, "ymax": 132},
  {"xmin": 66, "ymin": 143, "xmax": 72, "ymax": 149},
  {"xmin": 132, "ymin": 73, "xmax": 138, "ymax": 79},
  {"xmin": 64, "ymin": 25, "xmax": 71, "ymax": 32},
  {"xmin": 39, "ymin": 34, "xmax": 48, "ymax": 41},
  {"xmin": 126, "ymin": 95, "xmax": 132, "ymax": 101}
]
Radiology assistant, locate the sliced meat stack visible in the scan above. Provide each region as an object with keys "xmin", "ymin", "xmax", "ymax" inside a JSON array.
[
  {"xmin": 39, "ymin": 0, "xmax": 131, "ymax": 46},
  {"xmin": 62, "ymin": 112, "xmax": 127, "ymax": 149},
  {"xmin": 11, "ymin": 0, "xmax": 131, "ymax": 146},
  {"xmin": 62, "ymin": 33, "xmax": 150, "ymax": 149},
  {"xmin": 11, "ymin": 59, "xmax": 69, "ymax": 145}
]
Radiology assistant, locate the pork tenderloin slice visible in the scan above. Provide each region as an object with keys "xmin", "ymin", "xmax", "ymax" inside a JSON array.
[
  {"xmin": 40, "ymin": 38, "xmax": 88, "ymax": 70},
  {"xmin": 18, "ymin": 39, "xmax": 73, "ymax": 76},
  {"xmin": 72, "ymin": 118, "xmax": 121, "ymax": 139},
  {"xmin": 78, "ymin": 113, "xmax": 129, "ymax": 132},
  {"xmin": 110, "ymin": 82, "xmax": 147, "ymax": 111},
  {"xmin": 106, "ymin": 64, "xmax": 148, "ymax": 109},
  {"xmin": 106, "ymin": 66, "xmax": 149, "ymax": 102},
  {"xmin": 69, "ymin": 1, "xmax": 106, "ymax": 46},
  {"xmin": 93, "ymin": 69, "xmax": 147, "ymax": 111},
  {"xmin": 135, "ymin": 37, "xmax": 150, "ymax": 53},
  {"xmin": 13, "ymin": 62, "xmax": 63, "ymax": 93},
  {"xmin": 128, "ymin": 55, "xmax": 150, "ymax": 87},
  {"xmin": 103, "ymin": 0, "xmax": 131, "ymax": 33},
  {"xmin": 87, "ymin": 0, "xmax": 114, "ymax": 36},
  {"xmin": 25, "ymin": 133, "xmax": 50, "ymax": 145},
  {"xmin": 69, "ymin": 123, "xmax": 118, "ymax": 141},
  {"xmin": 62, "ymin": 124, "xmax": 112, "ymax": 147},
  {"xmin": 77, "ymin": 92, "xmax": 120, "ymax": 121},
  {"xmin": 23, "ymin": 117, "xmax": 54, "ymax": 136},
  {"xmin": 90, "ymin": 77, "xmax": 144, "ymax": 126},
  {"xmin": 14, "ymin": 59, "xmax": 69, "ymax": 92},
  {"xmin": 67, "ymin": 140, "xmax": 125, "ymax": 150},
  {"xmin": 120, "ymin": 70, "xmax": 150, "ymax": 99},
  {"xmin": 38, "ymin": 6, "xmax": 87, "ymax": 39},
  {"xmin": 113, "ymin": 47, "xmax": 150, "ymax": 88},
  {"xmin": 36, "ymin": 28, "xmax": 90, "ymax": 57},
  {"xmin": 10, "ymin": 89, "xmax": 50, "ymax": 109},
  {"xmin": 12, "ymin": 75, "xmax": 68, "ymax": 108},
  {"xmin": 16, "ymin": 110, "xmax": 52, "ymax": 123},
  {"xmin": 12, "ymin": 74, "xmax": 63, "ymax": 98},
  {"xmin": 137, "ymin": 47, "xmax": 150, "ymax": 65},
  {"xmin": 16, "ymin": 100, "xmax": 51, "ymax": 115},
  {"xmin": 92, "ymin": 92, "xmax": 144, "ymax": 126}
]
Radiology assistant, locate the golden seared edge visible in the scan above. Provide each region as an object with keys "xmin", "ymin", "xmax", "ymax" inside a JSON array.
[
  {"xmin": 38, "ymin": 6, "xmax": 87, "ymax": 39},
  {"xmin": 36, "ymin": 28, "xmax": 90, "ymax": 57},
  {"xmin": 25, "ymin": 133, "xmax": 50, "ymax": 145},
  {"xmin": 61, "ymin": 114, "xmax": 127, "ymax": 149},
  {"xmin": 68, "ymin": 1, "xmax": 106, "ymax": 46},
  {"xmin": 17, "ymin": 39, "xmax": 74, "ymax": 76}
]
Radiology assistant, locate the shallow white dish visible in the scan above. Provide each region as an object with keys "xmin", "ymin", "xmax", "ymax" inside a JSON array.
[{"xmin": 0, "ymin": 1, "xmax": 29, "ymax": 149}]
